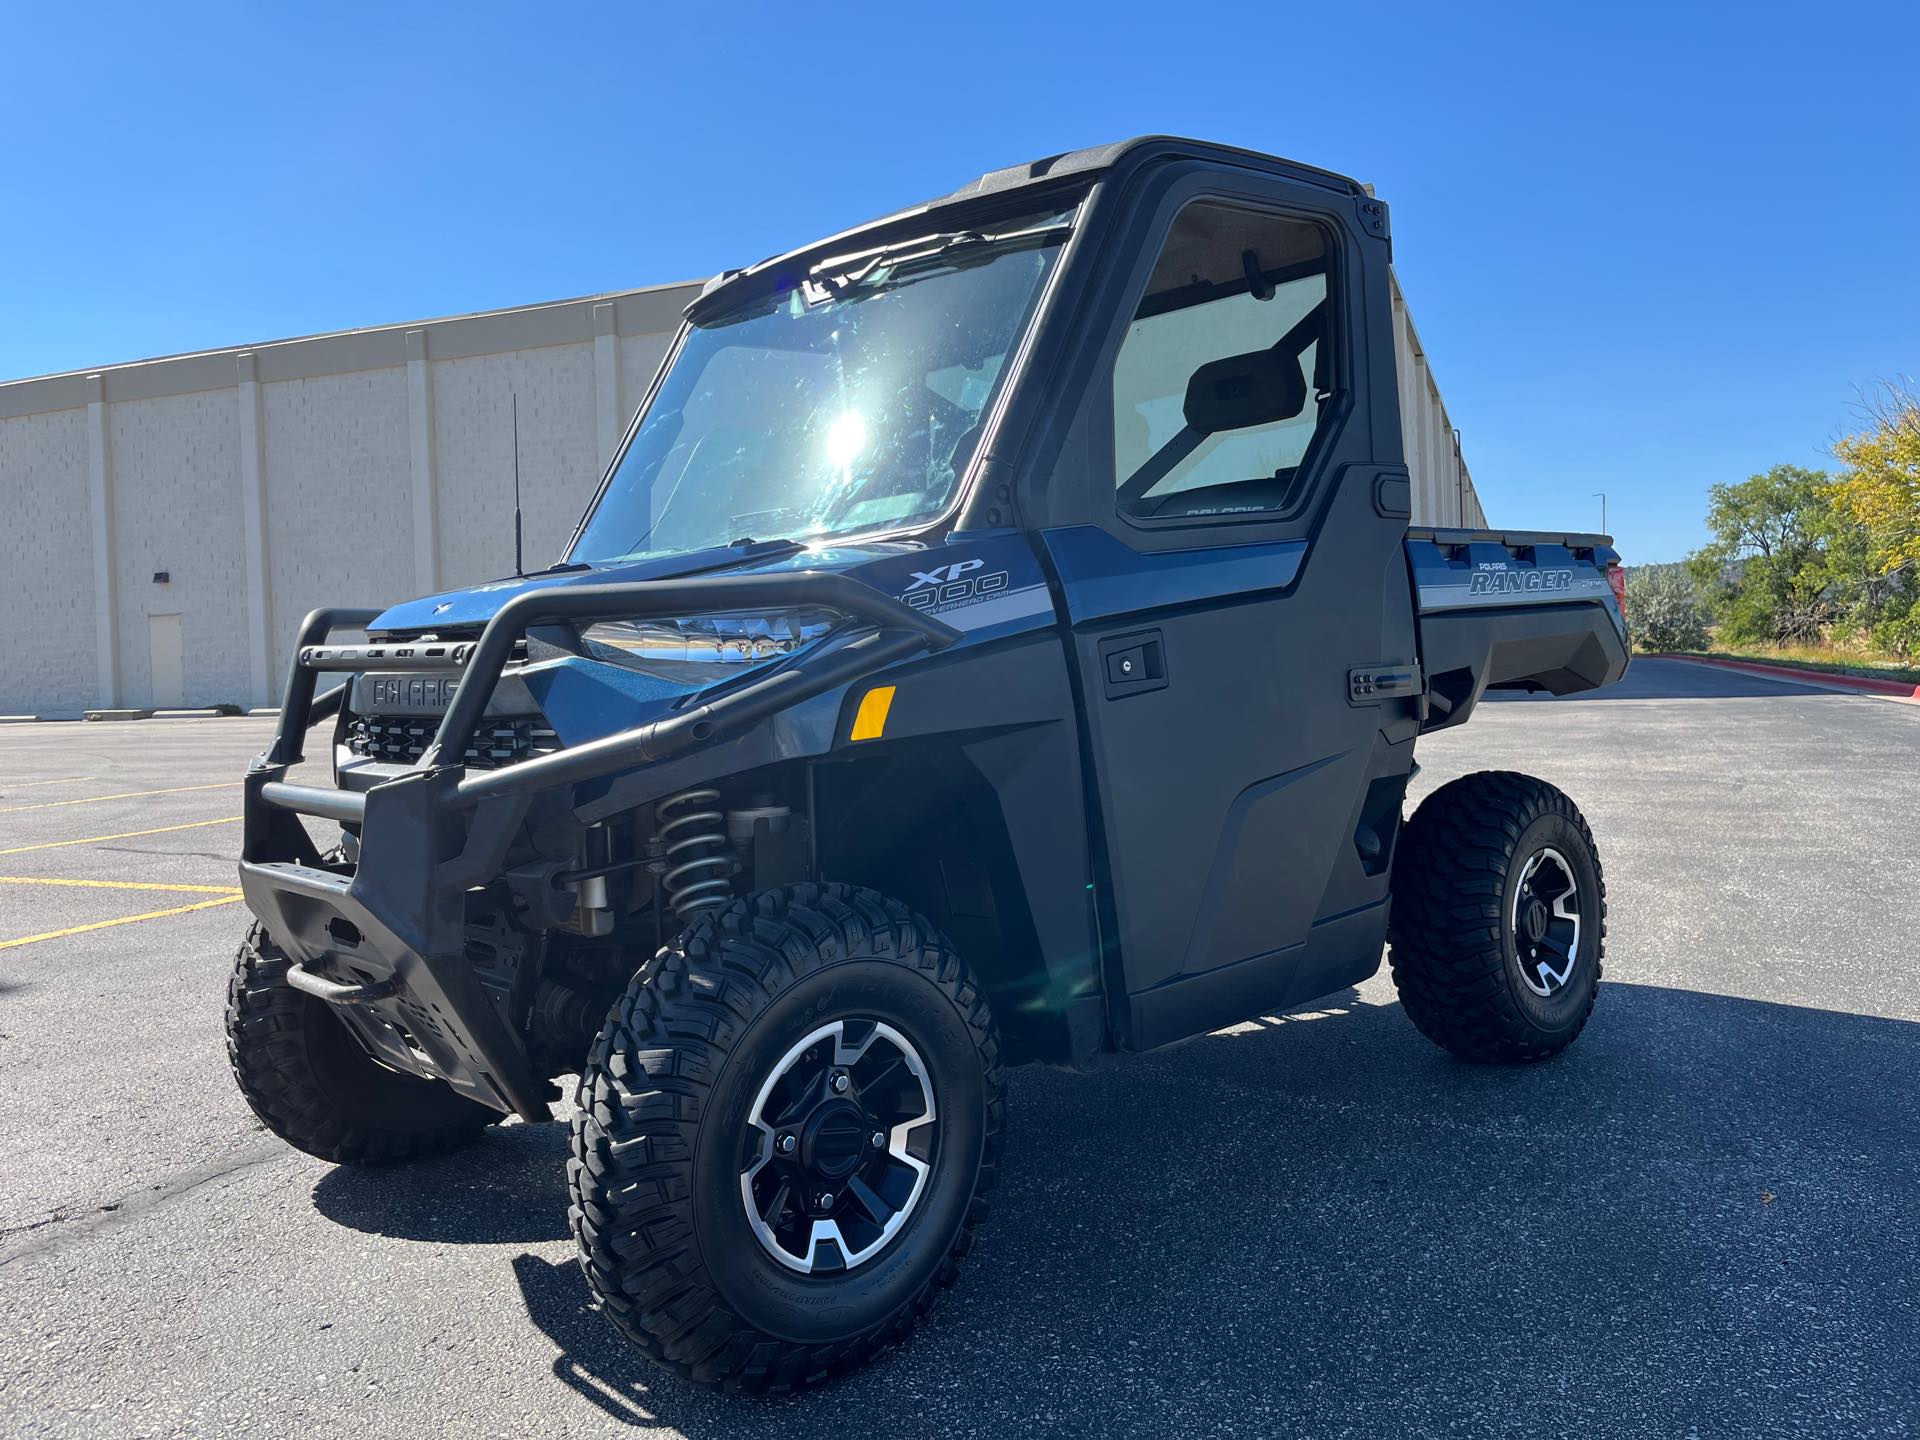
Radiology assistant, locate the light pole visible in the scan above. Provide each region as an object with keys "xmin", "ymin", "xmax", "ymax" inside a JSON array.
[{"xmin": 1593, "ymin": 492, "xmax": 1608, "ymax": 535}]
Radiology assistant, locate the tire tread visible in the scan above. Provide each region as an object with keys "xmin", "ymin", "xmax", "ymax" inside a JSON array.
[{"xmin": 225, "ymin": 921, "xmax": 498, "ymax": 1164}]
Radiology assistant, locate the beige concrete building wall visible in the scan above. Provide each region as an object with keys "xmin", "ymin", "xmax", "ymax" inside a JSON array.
[
  {"xmin": 0, "ymin": 283, "xmax": 701, "ymax": 716},
  {"xmin": 1390, "ymin": 269, "xmax": 1487, "ymax": 530},
  {"xmin": 429, "ymin": 342, "xmax": 601, "ymax": 591},
  {"xmin": 0, "ymin": 407, "xmax": 95, "ymax": 715},
  {"xmin": 260, "ymin": 367, "xmax": 415, "ymax": 685},
  {"xmin": 106, "ymin": 387, "xmax": 252, "ymax": 709}
]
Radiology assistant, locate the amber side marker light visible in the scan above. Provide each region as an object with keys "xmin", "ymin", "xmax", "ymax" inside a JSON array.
[{"xmin": 850, "ymin": 685, "xmax": 896, "ymax": 742}]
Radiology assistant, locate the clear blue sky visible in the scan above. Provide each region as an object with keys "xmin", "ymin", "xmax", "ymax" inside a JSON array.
[{"xmin": 4, "ymin": 3, "xmax": 1915, "ymax": 562}]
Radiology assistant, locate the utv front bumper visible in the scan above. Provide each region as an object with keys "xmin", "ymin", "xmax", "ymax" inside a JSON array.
[{"xmin": 239, "ymin": 576, "xmax": 956, "ymax": 1119}]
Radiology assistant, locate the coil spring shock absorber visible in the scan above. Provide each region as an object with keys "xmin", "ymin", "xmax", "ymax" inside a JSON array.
[{"xmin": 655, "ymin": 788, "xmax": 734, "ymax": 921}]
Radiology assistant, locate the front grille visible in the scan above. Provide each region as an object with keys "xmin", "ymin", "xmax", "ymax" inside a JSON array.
[{"xmin": 345, "ymin": 715, "xmax": 560, "ymax": 769}]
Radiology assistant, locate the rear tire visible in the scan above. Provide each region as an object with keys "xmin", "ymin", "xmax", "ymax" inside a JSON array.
[
  {"xmin": 1388, "ymin": 771, "xmax": 1606, "ymax": 1063},
  {"xmin": 225, "ymin": 923, "xmax": 499, "ymax": 1164},
  {"xmin": 568, "ymin": 883, "xmax": 1004, "ymax": 1392}
]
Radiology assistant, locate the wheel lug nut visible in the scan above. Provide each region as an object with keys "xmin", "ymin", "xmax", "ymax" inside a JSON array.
[
  {"xmin": 776, "ymin": 1133, "xmax": 795, "ymax": 1154},
  {"xmin": 818, "ymin": 1193, "xmax": 834, "ymax": 1211},
  {"xmin": 871, "ymin": 1131, "xmax": 886, "ymax": 1149},
  {"xmin": 830, "ymin": 1072, "xmax": 849, "ymax": 1094}
]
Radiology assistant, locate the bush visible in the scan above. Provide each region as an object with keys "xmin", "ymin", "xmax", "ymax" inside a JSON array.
[
  {"xmin": 1870, "ymin": 587, "xmax": 1920, "ymax": 657},
  {"xmin": 1629, "ymin": 566, "xmax": 1710, "ymax": 651}
]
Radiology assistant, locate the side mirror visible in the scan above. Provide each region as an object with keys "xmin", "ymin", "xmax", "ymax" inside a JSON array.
[{"xmin": 1183, "ymin": 349, "xmax": 1306, "ymax": 435}]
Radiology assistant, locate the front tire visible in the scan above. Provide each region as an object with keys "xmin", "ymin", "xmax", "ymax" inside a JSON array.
[
  {"xmin": 225, "ymin": 923, "xmax": 500, "ymax": 1164},
  {"xmin": 568, "ymin": 883, "xmax": 1004, "ymax": 1392},
  {"xmin": 1388, "ymin": 771, "xmax": 1607, "ymax": 1063}
]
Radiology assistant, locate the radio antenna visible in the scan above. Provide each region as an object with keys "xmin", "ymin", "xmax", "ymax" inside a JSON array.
[{"xmin": 511, "ymin": 392, "xmax": 525, "ymax": 577}]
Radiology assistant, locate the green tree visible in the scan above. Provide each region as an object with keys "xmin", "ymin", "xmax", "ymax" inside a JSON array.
[
  {"xmin": 1830, "ymin": 383, "xmax": 1920, "ymax": 652},
  {"xmin": 1686, "ymin": 464, "xmax": 1864, "ymax": 645}
]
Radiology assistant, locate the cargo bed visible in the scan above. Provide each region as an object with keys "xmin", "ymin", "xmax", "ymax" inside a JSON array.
[{"xmin": 1404, "ymin": 527, "xmax": 1629, "ymax": 731}]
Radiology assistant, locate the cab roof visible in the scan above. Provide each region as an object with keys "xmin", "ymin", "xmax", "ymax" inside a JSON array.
[
  {"xmin": 921, "ymin": 135, "xmax": 1362, "ymax": 210},
  {"xmin": 690, "ymin": 136, "xmax": 1370, "ymax": 321}
]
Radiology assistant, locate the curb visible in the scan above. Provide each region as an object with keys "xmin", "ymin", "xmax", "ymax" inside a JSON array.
[
  {"xmin": 62, "ymin": 705, "xmax": 254, "ymax": 722},
  {"xmin": 1650, "ymin": 653, "xmax": 1920, "ymax": 700}
]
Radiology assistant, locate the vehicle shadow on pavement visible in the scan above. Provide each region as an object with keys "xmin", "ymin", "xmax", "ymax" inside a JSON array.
[
  {"xmin": 311, "ymin": 981, "xmax": 1920, "ymax": 1436},
  {"xmin": 1485, "ymin": 668, "xmax": 1824, "ymax": 702},
  {"xmin": 311, "ymin": 1121, "xmax": 573, "ymax": 1243}
]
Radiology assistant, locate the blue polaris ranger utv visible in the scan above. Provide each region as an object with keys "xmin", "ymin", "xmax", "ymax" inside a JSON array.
[{"xmin": 227, "ymin": 137, "xmax": 1629, "ymax": 1391}]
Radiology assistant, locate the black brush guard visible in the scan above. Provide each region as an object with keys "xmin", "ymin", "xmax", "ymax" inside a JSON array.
[{"xmin": 238, "ymin": 572, "xmax": 958, "ymax": 1119}]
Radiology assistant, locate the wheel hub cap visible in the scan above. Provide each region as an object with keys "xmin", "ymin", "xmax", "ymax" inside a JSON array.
[
  {"xmin": 1522, "ymin": 899, "xmax": 1550, "ymax": 944},
  {"xmin": 1513, "ymin": 848, "xmax": 1581, "ymax": 997},
  {"xmin": 800, "ymin": 1102, "xmax": 868, "ymax": 1181},
  {"xmin": 739, "ymin": 1020, "xmax": 937, "ymax": 1274}
]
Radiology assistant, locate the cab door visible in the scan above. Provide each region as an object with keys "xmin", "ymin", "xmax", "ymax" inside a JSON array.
[{"xmin": 1036, "ymin": 180, "xmax": 1420, "ymax": 1050}]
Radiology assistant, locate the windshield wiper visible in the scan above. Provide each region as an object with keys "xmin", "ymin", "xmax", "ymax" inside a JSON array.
[
  {"xmin": 809, "ymin": 221, "xmax": 1072, "ymax": 299},
  {"xmin": 689, "ymin": 206, "xmax": 1075, "ymax": 325},
  {"xmin": 726, "ymin": 536, "xmax": 808, "ymax": 558}
]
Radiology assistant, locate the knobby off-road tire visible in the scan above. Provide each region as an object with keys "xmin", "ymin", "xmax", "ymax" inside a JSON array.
[
  {"xmin": 226, "ymin": 922, "xmax": 499, "ymax": 1164},
  {"xmin": 1388, "ymin": 771, "xmax": 1606, "ymax": 1063},
  {"xmin": 569, "ymin": 883, "xmax": 1005, "ymax": 1393}
]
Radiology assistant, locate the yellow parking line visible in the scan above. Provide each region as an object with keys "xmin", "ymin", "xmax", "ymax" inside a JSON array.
[
  {"xmin": 0, "ymin": 776, "xmax": 96, "ymax": 792},
  {"xmin": 0, "ymin": 816, "xmax": 243, "ymax": 856},
  {"xmin": 0, "ymin": 895, "xmax": 245, "ymax": 951},
  {"xmin": 0, "ymin": 876, "xmax": 243, "ymax": 895},
  {"xmin": 0, "ymin": 782, "xmax": 232, "ymax": 815}
]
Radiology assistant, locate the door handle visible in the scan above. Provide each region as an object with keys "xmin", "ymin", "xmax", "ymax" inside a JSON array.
[{"xmin": 1098, "ymin": 630, "xmax": 1167, "ymax": 699}]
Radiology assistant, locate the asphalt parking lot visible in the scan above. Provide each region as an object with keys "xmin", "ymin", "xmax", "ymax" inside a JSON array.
[{"xmin": 1, "ymin": 658, "xmax": 1916, "ymax": 1439}]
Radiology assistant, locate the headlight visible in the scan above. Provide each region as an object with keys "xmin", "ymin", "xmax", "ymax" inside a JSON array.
[{"xmin": 580, "ymin": 608, "xmax": 840, "ymax": 680}]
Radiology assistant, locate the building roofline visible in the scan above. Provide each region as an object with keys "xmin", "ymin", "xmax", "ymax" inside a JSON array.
[{"xmin": 0, "ymin": 279, "xmax": 707, "ymax": 419}]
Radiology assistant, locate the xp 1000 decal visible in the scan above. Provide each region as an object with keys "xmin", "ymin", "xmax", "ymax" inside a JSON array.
[{"xmin": 870, "ymin": 548, "xmax": 1054, "ymax": 636}]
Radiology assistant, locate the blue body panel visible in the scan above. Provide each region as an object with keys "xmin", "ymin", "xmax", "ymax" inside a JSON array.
[
  {"xmin": 1039, "ymin": 526, "xmax": 1308, "ymax": 626},
  {"xmin": 517, "ymin": 657, "xmax": 697, "ymax": 747},
  {"xmin": 369, "ymin": 543, "xmax": 837, "ymax": 633},
  {"xmin": 367, "ymin": 532, "xmax": 1062, "ymax": 748}
]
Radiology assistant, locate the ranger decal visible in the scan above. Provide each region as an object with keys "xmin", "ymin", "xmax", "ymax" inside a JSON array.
[{"xmin": 1468, "ymin": 569, "xmax": 1573, "ymax": 596}]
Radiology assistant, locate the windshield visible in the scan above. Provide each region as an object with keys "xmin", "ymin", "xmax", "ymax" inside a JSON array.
[{"xmin": 569, "ymin": 208, "xmax": 1073, "ymax": 564}]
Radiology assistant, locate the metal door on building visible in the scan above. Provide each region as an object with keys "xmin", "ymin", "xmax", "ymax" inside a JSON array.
[{"xmin": 148, "ymin": 613, "xmax": 184, "ymax": 709}]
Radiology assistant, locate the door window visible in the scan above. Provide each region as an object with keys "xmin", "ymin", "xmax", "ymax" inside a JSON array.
[{"xmin": 1112, "ymin": 203, "xmax": 1334, "ymax": 520}]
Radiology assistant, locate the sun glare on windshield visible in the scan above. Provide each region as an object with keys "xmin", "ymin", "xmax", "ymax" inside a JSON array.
[{"xmin": 824, "ymin": 410, "xmax": 869, "ymax": 470}]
